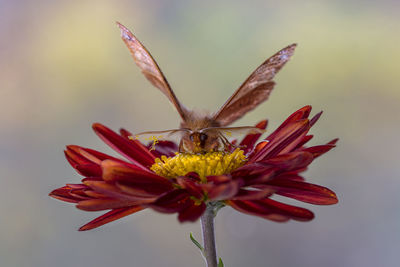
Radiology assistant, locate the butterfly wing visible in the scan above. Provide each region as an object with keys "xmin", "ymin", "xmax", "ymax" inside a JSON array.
[
  {"xmin": 117, "ymin": 22, "xmax": 189, "ymax": 121},
  {"xmin": 213, "ymin": 44, "xmax": 297, "ymax": 126}
]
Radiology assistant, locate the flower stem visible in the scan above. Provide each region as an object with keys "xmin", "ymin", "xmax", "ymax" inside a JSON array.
[{"xmin": 200, "ymin": 204, "xmax": 218, "ymax": 267}]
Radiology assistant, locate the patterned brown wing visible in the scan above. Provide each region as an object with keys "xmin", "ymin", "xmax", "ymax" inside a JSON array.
[
  {"xmin": 213, "ymin": 44, "xmax": 297, "ymax": 126},
  {"xmin": 117, "ymin": 22, "xmax": 188, "ymax": 120},
  {"xmin": 213, "ymin": 81, "xmax": 275, "ymax": 126}
]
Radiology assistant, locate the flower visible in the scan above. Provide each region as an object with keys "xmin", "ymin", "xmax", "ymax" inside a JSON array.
[{"xmin": 50, "ymin": 105, "xmax": 338, "ymax": 231}]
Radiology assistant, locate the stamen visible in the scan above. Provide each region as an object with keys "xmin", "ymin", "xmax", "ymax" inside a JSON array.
[{"xmin": 151, "ymin": 148, "xmax": 247, "ymax": 181}]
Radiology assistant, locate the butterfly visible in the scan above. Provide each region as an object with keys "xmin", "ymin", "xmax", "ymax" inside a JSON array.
[{"xmin": 117, "ymin": 22, "xmax": 296, "ymax": 154}]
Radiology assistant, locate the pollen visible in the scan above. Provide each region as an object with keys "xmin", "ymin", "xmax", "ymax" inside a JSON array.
[{"xmin": 151, "ymin": 148, "xmax": 247, "ymax": 181}]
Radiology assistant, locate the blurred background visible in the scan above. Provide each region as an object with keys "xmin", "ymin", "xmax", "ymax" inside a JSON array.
[{"xmin": 1, "ymin": 0, "xmax": 399, "ymax": 266}]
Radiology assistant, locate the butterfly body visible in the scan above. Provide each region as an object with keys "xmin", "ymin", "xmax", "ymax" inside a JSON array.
[{"xmin": 117, "ymin": 22, "xmax": 296, "ymax": 154}]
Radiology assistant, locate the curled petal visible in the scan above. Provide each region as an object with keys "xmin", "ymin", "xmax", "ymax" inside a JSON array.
[{"xmin": 79, "ymin": 206, "xmax": 144, "ymax": 231}]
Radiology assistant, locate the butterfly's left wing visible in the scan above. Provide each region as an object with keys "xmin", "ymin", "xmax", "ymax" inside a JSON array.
[{"xmin": 117, "ymin": 22, "xmax": 189, "ymax": 121}]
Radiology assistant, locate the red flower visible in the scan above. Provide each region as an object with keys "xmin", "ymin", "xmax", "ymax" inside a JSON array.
[{"xmin": 50, "ymin": 105, "xmax": 338, "ymax": 231}]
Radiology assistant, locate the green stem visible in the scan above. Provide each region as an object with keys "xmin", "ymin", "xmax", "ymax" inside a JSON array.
[{"xmin": 200, "ymin": 204, "xmax": 218, "ymax": 267}]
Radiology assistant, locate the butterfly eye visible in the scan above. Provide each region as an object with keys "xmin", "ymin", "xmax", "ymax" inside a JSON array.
[
  {"xmin": 189, "ymin": 134, "xmax": 194, "ymax": 142},
  {"xmin": 200, "ymin": 133, "xmax": 208, "ymax": 142}
]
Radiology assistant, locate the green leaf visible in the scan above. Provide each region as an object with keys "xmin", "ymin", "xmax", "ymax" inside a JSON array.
[
  {"xmin": 190, "ymin": 232, "xmax": 204, "ymax": 251},
  {"xmin": 218, "ymin": 258, "xmax": 224, "ymax": 267}
]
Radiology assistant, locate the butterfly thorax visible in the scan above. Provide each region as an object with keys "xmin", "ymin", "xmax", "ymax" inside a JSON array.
[{"xmin": 179, "ymin": 110, "xmax": 220, "ymax": 131}]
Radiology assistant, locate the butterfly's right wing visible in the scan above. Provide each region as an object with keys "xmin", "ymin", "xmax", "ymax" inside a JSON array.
[
  {"xmin": 117, "ymin": 22, "xmax": 189, "ymax": 121},
  {"xmin": 213, "ymin": 44, "xmax": 297, "ymax": 126}
]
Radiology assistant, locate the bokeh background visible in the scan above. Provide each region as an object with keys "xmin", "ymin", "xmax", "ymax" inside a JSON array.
[{"xmin": 1, "ymin": 0, "xmax": 399, "ymax": 266}]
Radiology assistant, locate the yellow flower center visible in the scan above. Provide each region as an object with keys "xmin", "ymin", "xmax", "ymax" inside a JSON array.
[{"xmin": 151, "ymin": 148, "xmax": 247, "ymax": 181}]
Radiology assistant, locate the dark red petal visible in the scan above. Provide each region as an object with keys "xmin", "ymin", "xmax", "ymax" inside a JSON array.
[
  {"xmin": 233, "ymin": 163, "xmax": 276, "ymax": 185},
  {"xmin": 272, "ymin": 125, "xmax": 310, "ymax": 156},
  {"xmin": 65, "ymin": 146, "xmax": 91, "ymax": 165},
  {"xmin": 64, "ymin": 149, "xmax": 101, "ymax": 177},
  {"xmin": 227, "ymin": 200, "xmax": 288, "ymax": 222},
  {"xmin": 65, "ymin": 145, "xmax": 129, "ymax": 177},
  {"xmin": 265, "ymin": 179, "xmax": 338, "ymax": 205},
  {"xmin": 68, "ymin": 189, "xmax": 93, "ymax": 200},
  {"xmin": 65, "ymin": 184, "xmax": 89, "ymax": 190},
  {"xmin": 84, "ymin": 191, "xmax": 108, "ymax": 199},
  {"xmin": 249, "ymin": 141, "xmax": 269, "ymax": 158},
  {"xmin": 115, "ymin": 183, "xmax": 163, "ymax": 198},
  {"xmin": 101, "ymin": 160, "xmax": 173, "ymax": 195},
  {"xmin": 294, "ymin": 135, "xmax": 313, "ymax": 149},
  {"xmin": 74, "ymin": 164, "xmax": 102, "ymax": 178},
  {"xmin": 178, "ymin": 201, "xmax": 206, "ymax": 222},
  {"xmin": 266, "ymin": 106, "xmax": 312, "ymax": 142},
  {"xmin": 302, "ymin": 138, "xmax": 338, "ymax": 158},
  {"xmin": 151, "ymin": 141, "xmax": 179, "ymax": 157},
  {"xmin": 262, "ymin": 198, "xmax": 315, "ymax": 221},
  {"xmin": 150, "ymin": 189, "xmax": 191, "ymax": 213},
  {"xmin": 176, "ymin": 177, "xmax": 204, "ymax": 199},
  {"xmin": 69, "ymin": 145, "xmax": 129, "ymax": 164},
  {"xmin": 83, "ymin": 180, "xmax": 157, "ymax": 203},
  {"xmin": 240, "ymin": 120, "xmax": 268, "ymax": 154},
  {"xmin": 185, "ymin": 172, "xmax": 202, "ymax": 181},
  {"xmin": 228, "ymin": 198, "xmax": 314, "ymax": 222},
  {"xmin": 273, "ymin": 174, "xmax": 305, "ymax": 181},
  {"xmin": 309, "ymin": 111, "xmax": 323, "ymax": 126},
  {"xmin": 261, "ymin": 152, "xmax": 314, "ymax": 171},
  {"xmin": 120, "ymin": 128, "xmax": 178, "ymax": 158},
  {"xmin": 206, "ymin": 175, "xmax": 231, "ymax": 184},
  {"xmin": 303, "ymin": 144, "xmax": 335, "ymax": 158},
  {"xmin": 231, "ymin": 188, "xmax": 275, "ymax": 200},
  {"xmin": 49, "ymin": 186, "xmax": 81, "ymax": 203},
  {"xmin": 250, "ymin": 119, "xmax": 310, "ymax": 162},
  {"xmin": 76, "ymin": 198, "xmax": 142, "ymax": 211},
  {"xmin": 92, "ymin": 123, "xmax": 155, "ymax": 168},
  {"xmin": 328, "ymin": 138, "xmax": 339, "ymax": 145},
  {"xmin": 205, "ymin": 179, "xmax": 240, "ymax": 201},
  {"xmin": 79, "ymin": 206, "xmax": 144, "ymax": 231}
]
